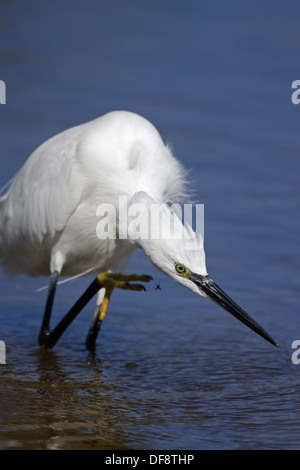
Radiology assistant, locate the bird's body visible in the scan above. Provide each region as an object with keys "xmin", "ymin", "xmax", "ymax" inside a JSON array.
[
  {"xmin": 0, "ymin": 111, "xmax": 186, "ymax": 278},
  {"xmin": 0, "ymin": 110, "xmax": 278, "ymax": 350}
]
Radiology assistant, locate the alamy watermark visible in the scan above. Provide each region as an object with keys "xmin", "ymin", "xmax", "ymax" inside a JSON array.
[
  {"xmin": 291, "ymin": 340, "xmax": 300, "ymax": 364},
  {"xmin": 291, "ymin": 80, "xmax": 300, "ymax": 105},
  {"xmin": 0, "ymin": 340, "xmax": 6, "ymax": 364},
  {"xmin": 95, "ymin": 197, "xmax": 204, "ymax": 249},
  {"xmin": 0, "ymin": 80, "xmax": 6, "ymax": 104}
]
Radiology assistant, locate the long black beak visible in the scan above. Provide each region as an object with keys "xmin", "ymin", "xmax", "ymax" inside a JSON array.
[{"xmin": 191, "ymin": 275, "xmax": 278, "ymax": 347}]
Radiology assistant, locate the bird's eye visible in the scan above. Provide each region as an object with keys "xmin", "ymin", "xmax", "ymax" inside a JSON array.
[{"xmin": 175, "ymin": 264, "xmax": 187, "ymax": 275}]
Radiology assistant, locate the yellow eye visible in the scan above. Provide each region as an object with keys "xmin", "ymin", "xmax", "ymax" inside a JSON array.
[{"xmin": 175, "ymin": 264, "xmax": 187, "ymax": 275}]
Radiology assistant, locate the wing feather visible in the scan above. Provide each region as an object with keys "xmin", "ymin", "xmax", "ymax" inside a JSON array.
[{"xmin": 0, "ymin": 127, "xmax": 85, "ymax": 256}]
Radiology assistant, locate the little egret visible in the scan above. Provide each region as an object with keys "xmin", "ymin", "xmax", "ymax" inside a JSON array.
[{"xmin": 0, "ymin": 111, "xmax": 278, "ymax": 349}]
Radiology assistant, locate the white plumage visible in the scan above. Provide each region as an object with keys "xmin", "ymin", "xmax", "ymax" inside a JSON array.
[
  {"xmin": 0, "ymin": 110, "xmax": 277, "ymax": 349},
  {"xmin": 0, "ymin": 111, "xmax": 187, "ymax": 277}
]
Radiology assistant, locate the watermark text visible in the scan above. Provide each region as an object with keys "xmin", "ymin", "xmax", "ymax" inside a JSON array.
[
  {"xmin": 291, "ymin": 80, "xmax": 300, "ymax": 105},
  {"xmin": 95, "ymin": 197, "xmax": 204, "ymax": 250},
  {"xmin": 291, "ymin": 340, "xmax": 300, "ymax": 364},
  {"xmin": 0, "ymin": 80, "xmax": 6, "ymax": 104},
  {"xmin": 0, "ymin": 340, "xmax": 6, "ymax": 364}
]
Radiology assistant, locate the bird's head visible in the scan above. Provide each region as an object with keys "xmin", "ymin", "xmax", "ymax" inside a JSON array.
[{"xmin": 127, "ymin": 191, "xmax": 278, "ymax": 347}]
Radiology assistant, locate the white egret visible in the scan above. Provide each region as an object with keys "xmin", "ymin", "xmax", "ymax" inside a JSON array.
[{"xmin": 0, "ymin": 111, "xmax": 278, "ymax": 349}]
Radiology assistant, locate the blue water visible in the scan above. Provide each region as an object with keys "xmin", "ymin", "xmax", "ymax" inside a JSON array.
[{"xmin": 0, "ymin": 0, "xmax": 299, "ymax": 450}]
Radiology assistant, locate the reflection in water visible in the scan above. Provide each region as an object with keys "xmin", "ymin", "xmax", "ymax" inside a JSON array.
[
  {"xmin": 0, "ymin": 329, "xmax": 297, "ymax": 449},
  {"xmin": 1, "ymin": 346, "xmax": 133, "ymax": 449}
]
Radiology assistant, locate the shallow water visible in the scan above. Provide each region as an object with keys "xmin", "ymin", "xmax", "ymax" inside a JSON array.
[{"xmin": 0, "ymin": 0, "xmax": 300, "ymax": 450}]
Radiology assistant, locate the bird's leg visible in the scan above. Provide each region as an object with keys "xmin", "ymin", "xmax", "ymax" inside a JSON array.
[
  {"xmin": 39, "ymin": 276, "xmax": 102, "ymax": 349},
  {"xmin": 85, "ymin": 287, "xmax": 112, "ymax": 350},
  {"xmin": 39, "ymin": 272, "xmax": 152, "ymax": 350},
  {"xmin": 85, "ymin": 272, "xmax": 152, "ymax": 350},
  {"xmin": 38, "ymin": 270, "xmax": 59, "ymax": 346}
]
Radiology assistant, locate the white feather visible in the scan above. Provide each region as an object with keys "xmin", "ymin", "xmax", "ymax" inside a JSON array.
[{"xmin": 0, "ymin": 111, "xmax": 197, "ymax": 279}]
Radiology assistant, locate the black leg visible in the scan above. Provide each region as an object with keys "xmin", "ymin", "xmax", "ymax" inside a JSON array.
[
  {"xmin": 39, "ymin": 276, "xmax": 102, "ymax": 349},
  {"xmin": 38, "ymin": 270, "xmax": 59, "ymax": 346},
  {"xmin": 85, "ymin": 303, "xmax": 103, "ymax": 350},
  {"xmin": 38, "ymin": 272, "xmax": 152, "ymax": 350},
  {"xmin": 85, "ymin": 286, "xmax": 114, "ymax": 350}
]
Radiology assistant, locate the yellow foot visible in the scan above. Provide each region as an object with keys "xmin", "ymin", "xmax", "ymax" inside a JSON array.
[
  {"xmin": 96, "ymin": 272, "xmax": 153, "ymax": 321},
  {"xmin": 97, "ymin": 272, "xmax": 152, "ymax": 291}
]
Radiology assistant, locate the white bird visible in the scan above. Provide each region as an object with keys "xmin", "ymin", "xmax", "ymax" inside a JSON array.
[{"xmin": 0, "ymin": 111, "xmax": 278, "ymax": 349}]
